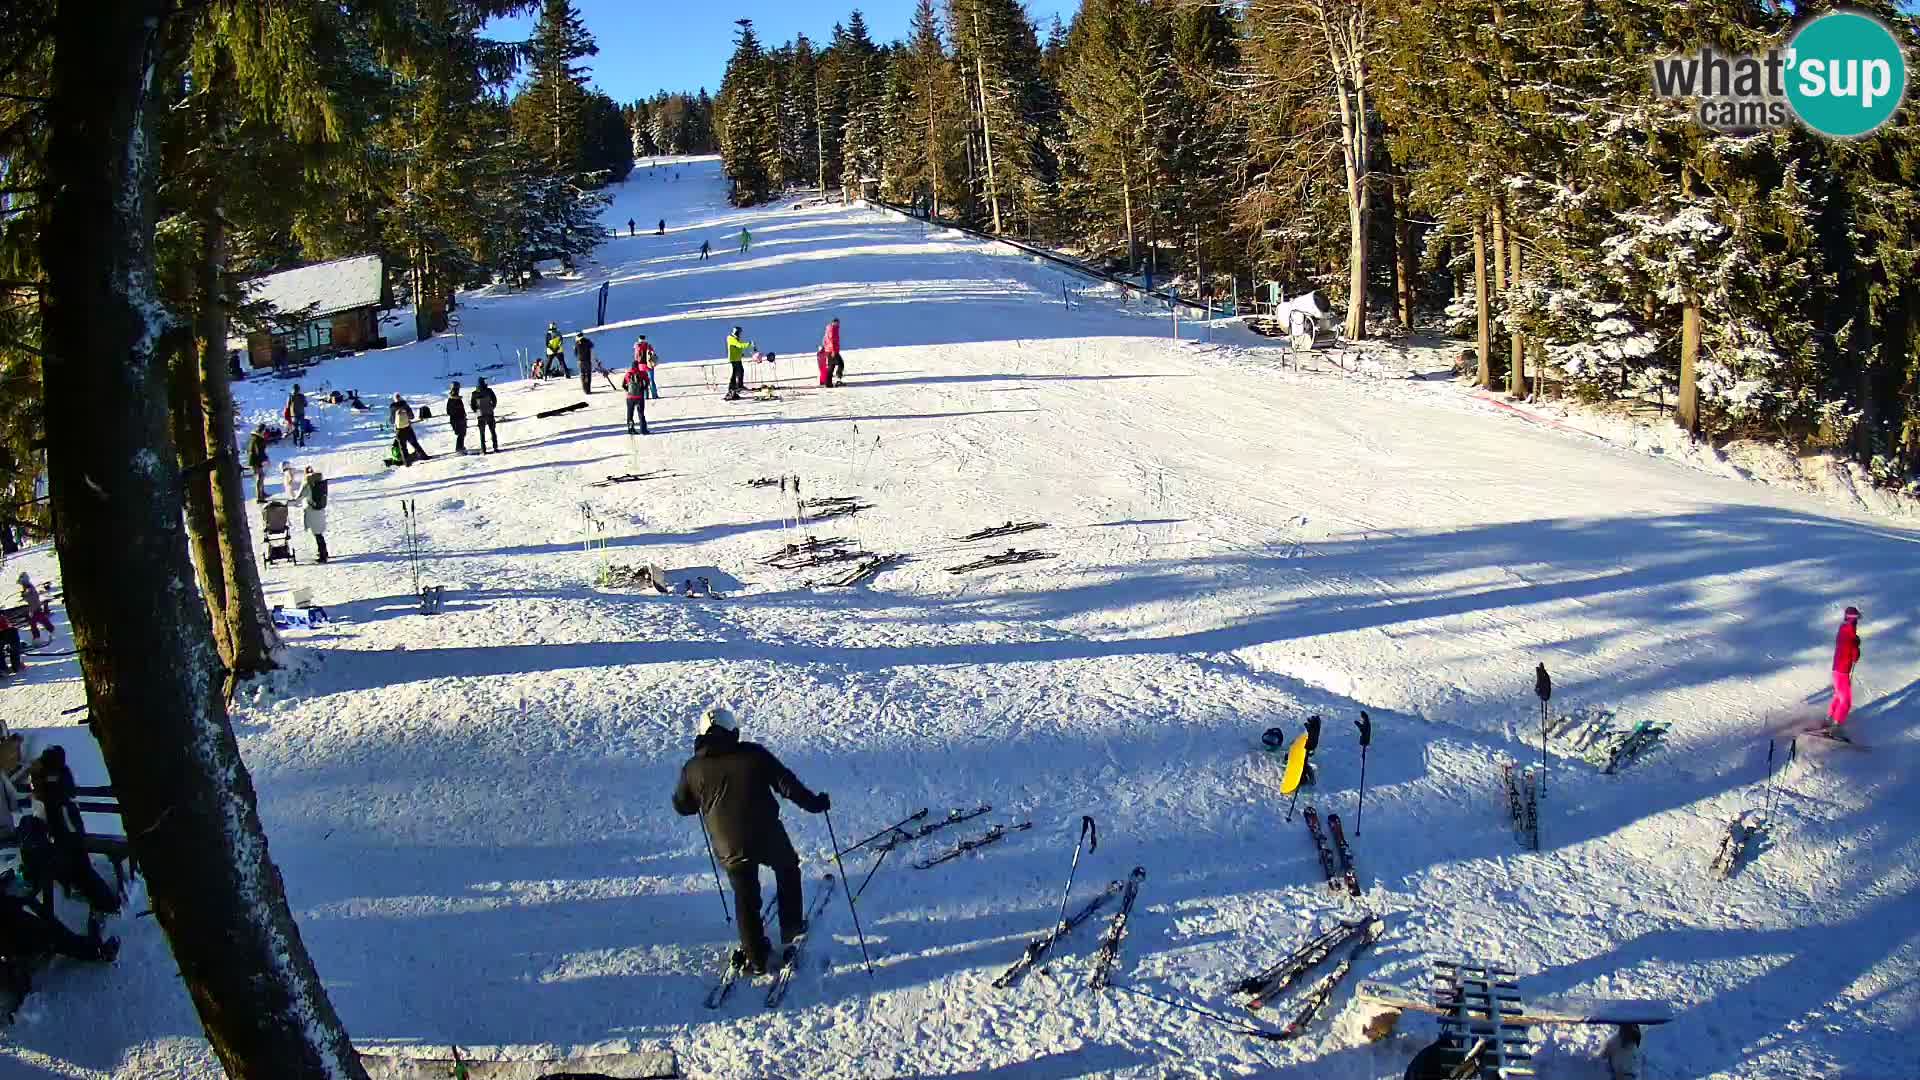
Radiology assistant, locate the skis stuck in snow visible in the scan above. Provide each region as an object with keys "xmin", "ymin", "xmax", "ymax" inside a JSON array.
[{"xmin": 760, "ymin": 535, "xmax": 849, "ymax": 565}]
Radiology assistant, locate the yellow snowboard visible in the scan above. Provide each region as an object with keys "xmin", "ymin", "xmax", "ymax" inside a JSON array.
[{"xmin": 1279, "ymin": 732, "xmax": 1311, "ymax": 795}]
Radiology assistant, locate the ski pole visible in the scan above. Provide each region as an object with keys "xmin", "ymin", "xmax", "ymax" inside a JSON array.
[
  {"xmin": 696, "ymin": 814, "xmax": 730, "ymax": 925},
  {"xmin": 1054, "ymin": 816, "xmax": 1097, "ymax": 932},
  {"xmin": 1535, "ymin": 663, "xmax": 1552, "ymax": 799},
  {"xmin": 1354, "ymin": 711, "xmax": 1372, "ymax": 837},
  {"xmin": 824, "ymin": 808, "xmax": 874, "ymax": 976}
]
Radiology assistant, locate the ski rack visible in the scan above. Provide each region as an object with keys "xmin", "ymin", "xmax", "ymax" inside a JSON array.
[{"xmin": 1427, "ymin": 960, "xmax": 1536, "ymax": 1079}]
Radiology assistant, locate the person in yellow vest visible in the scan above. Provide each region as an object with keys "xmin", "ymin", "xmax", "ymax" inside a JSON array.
[{"xmin": 724, "ymin": 326, "xmax": 753, "ymax": 400}]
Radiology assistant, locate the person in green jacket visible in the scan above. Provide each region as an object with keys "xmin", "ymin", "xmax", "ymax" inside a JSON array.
[
  {"xmin": 738, "ymin": 227, "xmax": 751, "ymax": 254},
  {"xmin": 724, "ymin": 327, "xmax": 753, "ymax": 400}
]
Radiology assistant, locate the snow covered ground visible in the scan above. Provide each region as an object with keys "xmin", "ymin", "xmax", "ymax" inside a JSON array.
[{"xmin": 1, "ymin": 154, "xmax": 1916, "ymax": 1079}]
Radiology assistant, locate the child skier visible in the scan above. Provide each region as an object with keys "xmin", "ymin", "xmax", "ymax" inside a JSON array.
[{"xmin": 671, "ymin": 707, "xmax": 831, "ymax": 976}]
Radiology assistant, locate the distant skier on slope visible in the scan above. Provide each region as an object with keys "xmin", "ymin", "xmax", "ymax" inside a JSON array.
[
  {"xmin": 699, "ymin": 239, "xmax": 711, "ymax": 261},
  {"xmin": 1827, "ymin": 605, "xmax": 1862, "ymax": 734},
  {"xmin": 657, "ymin": 219, "xmax": 666, "ymax": 235},
  {"xmin": 627, "ymin": 218, "xmax": 635, "ymax": 237},
  {"xmin": 738, "ymin": 227, "xmax": 751, "ymax": 254},
  {"xmin": 671, "ymin": 706, "xmax": 831, "ymax": 975}
]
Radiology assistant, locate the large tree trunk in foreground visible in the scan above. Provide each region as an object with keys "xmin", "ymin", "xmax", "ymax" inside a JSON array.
[{"xmin": 40, "ymin": 4, "xmax": 366, "ymax": 1077}]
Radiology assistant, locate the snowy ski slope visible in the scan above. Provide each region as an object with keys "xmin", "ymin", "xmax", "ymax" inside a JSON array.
[{"xmin": 0, "ymin": 155, "xmax": 1915, "ymax": 1079}]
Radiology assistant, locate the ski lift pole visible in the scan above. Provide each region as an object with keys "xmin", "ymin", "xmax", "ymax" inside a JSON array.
[{"xmin": 1054, "ymin": 816, "xmax": 1097, "ymax": 932}]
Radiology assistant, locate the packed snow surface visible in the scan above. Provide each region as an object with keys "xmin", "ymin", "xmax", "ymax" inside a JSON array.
[{"xmin": 2, "ymin": 155, "xmax": 1915, "ymax": 1079}]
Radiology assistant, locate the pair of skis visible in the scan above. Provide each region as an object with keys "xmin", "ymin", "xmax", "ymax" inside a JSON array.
[
  {"xmin": 952, "ymin": 521, "xmax": 1049, "ymax": 542},
  {"xmin": 946, "ymin": 548, "xmax": 1058, "ymax": 574},
  {"xmin": 993, "ymin": 876, "xmax": 1126, "ymax": 989},
  {"xmin": 1234, "ymin": 917, "xmax": 1382, "ymax": 1036},
  {"xmin": 820, "ymin": 554, "xmax": 898, "ymax": 588},
  {"xmin": 1085, "ymin": 867, "xmax": 1147, "ymax": 990},
  {"xmin": 759, "ymin": 535, "xmax": 847, "ymax": 564},
  {"xmin": 704, "ymin": 873, "xmax": 841, "ymax": 1010},
  {"xmin": 1300, "ymin": 804, "xmax": 1363, "ymax": 896},
  {"xmin": 913, "ymin": 821, "xmax": 1033, "ymax": 869},
  {"xmin": 1501, "ymin": 760, "xmax": 1541, "ymax": 850}
]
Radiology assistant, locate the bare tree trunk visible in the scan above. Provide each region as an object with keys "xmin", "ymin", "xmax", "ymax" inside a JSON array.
[
  {"xmin": 1491, "ymin": 194, "xmax": 1508, "ymax": 292},
  {"xmin": 41, "ymin": 4, "xmax": 367, "ymax": 1076},
  {"xmin": 1507, "ymin": 227, "xmax": 1526, "ymax": 397},
  {"xmin": 971, "ymin": 13, "xmax": 1002, "ymax": 234},
  {"xmin": 1678, "ymin": 287, "xmax": 1701, "ymax": 436},
  {"xmin": 1474, "ymin": 213, "xmax": 1493, "ymax": 389},
  {"xmin": 169, "ymin": 343, "xmax": 234, "ymax": 667},
  {"xmin": 1393, "ymin": 176, "xmax": 1415, "ymax": 329},
  {"xmin": 197, "ymin": 200, "xmax": 282, "ymax": 679},
  {"xmin": 1322, "ymin": 6, "xmax": 1371, "ymax": 340},
  {"xmin": 1121, "ymin": 155, "xmax": 1136, "ymax": 268}
]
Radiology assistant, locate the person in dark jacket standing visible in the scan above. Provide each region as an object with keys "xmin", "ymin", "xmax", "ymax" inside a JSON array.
[
  {"xmin": 470, "ymin": 377, "xmax": 500, "ymax": 453},
  {"xmin": 445, "ymin": 381, "xmax": 469, "ymax": 454},
  {"xmin": 285, "ymin": 384, "xmax": 308, "ymax": 446},
  {"xmin": 576, "ymin": 333, "xmax": 597, "ymax": 395},
  {"xmin": 246, "ymin": 424, "xmax": 270, "ymax": 503},
  {"xmin": 672, "ymin": 707, "xmax": 830, "ymax": 974},
  {"xmin": 302, "ymin": 467, "xmax": 330, "ymax": 563},
  {"xmin": 621, "ymin": 358, "xmax": 650, "ymax": 435}
]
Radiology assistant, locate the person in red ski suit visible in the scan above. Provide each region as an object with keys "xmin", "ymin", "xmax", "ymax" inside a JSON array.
[
  {"xmin": 1828, "ymin": 606, "xmax": 1861, "ymax": 726},
  {"xmin": 818, "ymin": 317, "xmax": 843, "ymax": 387}
]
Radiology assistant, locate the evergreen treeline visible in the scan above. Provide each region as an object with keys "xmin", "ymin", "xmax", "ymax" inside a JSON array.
[
  {"xmin": 720, "ymin": 1, "xmax": 1920, "ymax": 481},
  {"xmin": 623, "ymin": 91, "xmax": 718, "ymax": 157}
]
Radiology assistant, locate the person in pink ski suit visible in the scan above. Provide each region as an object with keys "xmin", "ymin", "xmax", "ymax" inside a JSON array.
[
  {"xmin": 1828, "ymin": 606, "xmax": 1861, "ymax": 727},
  {"xmin": 817, "ymin": 317, "xmax": 843, "ymax": 387}
]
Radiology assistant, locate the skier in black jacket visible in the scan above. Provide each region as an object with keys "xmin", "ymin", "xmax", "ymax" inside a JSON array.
[{"xmin": 671, "ymin": 707, "xmax": 830, "ymax": 974}]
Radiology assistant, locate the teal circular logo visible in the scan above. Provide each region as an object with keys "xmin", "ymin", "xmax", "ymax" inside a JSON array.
[{"xmin": 1786, "ymin": 12, "xmax": 1908, "ymax": 137}]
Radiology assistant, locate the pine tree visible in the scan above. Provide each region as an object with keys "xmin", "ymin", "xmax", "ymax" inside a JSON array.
[
  {"xmin": 516, "ymin": 0, "xmax": 599, "ymax": 176},
  {"xmin": 718, "ymin": 19, "xmax": 779, "ymax": 204}
]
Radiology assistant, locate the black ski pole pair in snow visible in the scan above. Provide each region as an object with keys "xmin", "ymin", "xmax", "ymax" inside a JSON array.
[
  {"xmin": 1536, "ymin": 663, "xmax": 1552, "ymax": 800},
  {"xmin": 1353, "ymin": 711, "xmax": 1372, "ymax": 837}
]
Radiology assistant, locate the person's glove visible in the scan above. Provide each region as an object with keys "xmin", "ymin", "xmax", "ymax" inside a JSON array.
[{"xmin": 813, "ymin": 792, "xmax": 832, "ymax": 814}]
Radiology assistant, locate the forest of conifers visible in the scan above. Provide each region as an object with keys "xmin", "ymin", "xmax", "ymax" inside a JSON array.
[{"xmin": 716, "ymin": 0, "xmax": 1920, "ymax": 481}]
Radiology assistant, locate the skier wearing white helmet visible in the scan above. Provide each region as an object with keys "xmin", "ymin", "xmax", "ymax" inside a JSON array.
[{"xmin": 672, "ymin": 705, "xmax": 830, "ymax": 974}]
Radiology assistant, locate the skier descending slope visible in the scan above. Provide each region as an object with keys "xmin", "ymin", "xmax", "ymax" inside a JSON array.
[
  {"xmin": 1826, "ymin": 606, "xmax": 1862, "ymax": 736},
  {"xmin": 672, "ymin": 706, "xmax": 832, "ymax": 975}
]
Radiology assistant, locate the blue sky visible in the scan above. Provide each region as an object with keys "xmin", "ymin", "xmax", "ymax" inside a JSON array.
[{"xmin": 488, "ymin": 0, "xmax": 1081, "ymax": 103}]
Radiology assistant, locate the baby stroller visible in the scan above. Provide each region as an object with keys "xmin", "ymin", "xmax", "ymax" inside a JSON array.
[{"xmin": 261, "ymin": 501, "xmax": 296, "ymax": 565}]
